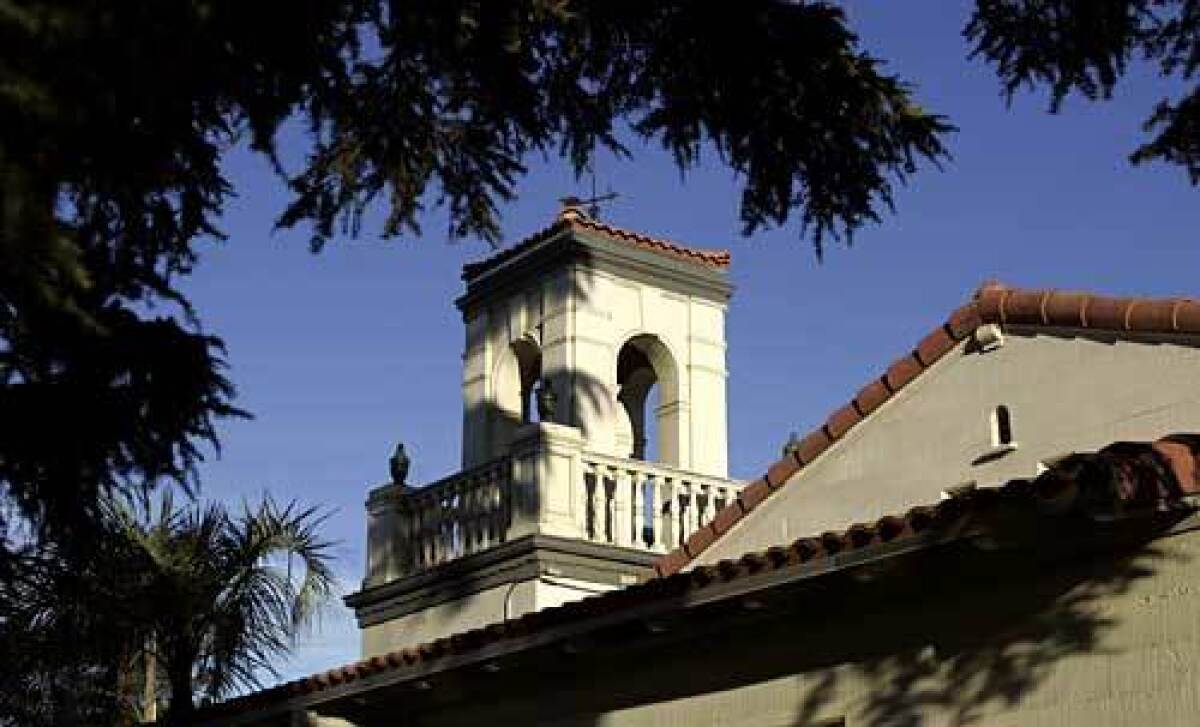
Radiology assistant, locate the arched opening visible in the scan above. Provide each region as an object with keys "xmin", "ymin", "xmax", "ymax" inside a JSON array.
[
  {"xmin": 615, "ymin": 334, "xmax": 680, "ymax": 466},
  {"xmin": 491, "ymin": 338, "xmax": 542, "ymax": 456}
]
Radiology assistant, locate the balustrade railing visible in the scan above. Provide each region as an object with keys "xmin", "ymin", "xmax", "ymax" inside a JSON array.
[
  {"xmin": 374, "ymin": 457, "xmax": 512, "ymax": 578},
  {"xmin": 579, "ymin": 452, "xmax": 743, "ymax": 553},
  {"xmin": 367, "ymin": 440, "xmax": 743, "ymax": 585}
]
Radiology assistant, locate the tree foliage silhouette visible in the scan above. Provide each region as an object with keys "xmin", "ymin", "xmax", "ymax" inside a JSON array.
[
  {"xmin": 0, "ymin": 0, "xmax": 950, "ymax": 563},
  {"xmin": 968, "ymin": 0, "xmax": 1200, "ymax": 181},
  {"xmin": 0, "ymin": 494, "xmax": 334, "ymax": 726}
]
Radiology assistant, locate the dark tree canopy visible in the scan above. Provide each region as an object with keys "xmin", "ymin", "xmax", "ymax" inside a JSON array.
[
  {"xmin": 968, "ymin": 0, "xmax": 1200, "ymax": 182},
  {"xmin": 0, "ymin": 0, "xmax": 951, "ymax": 547}
]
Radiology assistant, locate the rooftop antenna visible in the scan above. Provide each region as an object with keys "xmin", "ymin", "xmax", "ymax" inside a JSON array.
[{"xmin": 559, "ymin": 160, "xmax": 620, "ymax": 219}]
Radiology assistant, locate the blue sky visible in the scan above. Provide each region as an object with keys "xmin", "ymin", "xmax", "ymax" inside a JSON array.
[{"xmin": 181, "ymin": 1, "xmax": 1200, "ymax": 680}]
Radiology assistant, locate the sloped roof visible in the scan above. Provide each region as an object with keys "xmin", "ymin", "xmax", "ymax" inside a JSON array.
[
  {"xmin": 462, "ymin": 208, "xmax": 731, "ymax": 281},
  {"xmin": 653, "ymin": 282, "xmax": 1200, "ymax": 577},
  {"xmin": 199, "ymin": 435, "xmax": 1200, "ymax": 722}
]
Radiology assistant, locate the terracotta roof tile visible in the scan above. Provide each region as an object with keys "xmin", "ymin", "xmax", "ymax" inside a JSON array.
[
  {"xmin": 683, "ymin": 523, "xmax": 718, "ymax": 558},
  {"xmin": 853, "ymin": 378, "xmax": 891, "ymax": 417},
  {"xmin": 765, "ymin": 456, "xmax": 802, "ymax": 490},
  {"xmin": 462, "ymin": 210, "xmax": 731, "ymax": 280},
  {"xmin": 946, "ymin": 304, "xmax": 984, "ymax": 339},
  {"xmin": 824, "ymin": 404, "xmax": 861, "ymax": 441},
  {"xmin": 884, "ymin": 354, "xmax": 924, "ymax": 392},
  {"xmin": 655, "ymin": 282, "xmax": 1200, "ymax": 576},
  {"xmin": 710, "ymin": 503, "xmax": 745, "ymax": 538},
  {"xmin": 915, "ymin": 327, "xmax": 956, "ymax": 366},
  {"xmin": 794, "ymin": 430, "xmax": 833, "ymax": 465},
  {"xmin": 737, "ymin": 478, "xmax": 771, "ymax": 511}
]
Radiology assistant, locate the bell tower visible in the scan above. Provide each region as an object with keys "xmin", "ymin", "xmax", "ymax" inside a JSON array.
[
  {"xmin": 458, "ymin": 205, "xmax": 733, "ymax": 475},
  {"xmin": 347, "ymin": 207, "xmax": 741, "ymax": 658}
]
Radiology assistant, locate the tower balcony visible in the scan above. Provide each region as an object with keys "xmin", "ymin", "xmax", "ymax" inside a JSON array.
[{"xmin": 362, "ymin": 422, "xmax": 744, "ymax": 588}]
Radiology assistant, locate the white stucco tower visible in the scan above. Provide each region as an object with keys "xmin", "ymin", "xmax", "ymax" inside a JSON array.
[
  {"xmin": 347, "ymin": 207, "xmax": 741, "ymax": 657},
  {"xmin": 458, "ymin": 205, "xmax": 733, "ymax": 475}
]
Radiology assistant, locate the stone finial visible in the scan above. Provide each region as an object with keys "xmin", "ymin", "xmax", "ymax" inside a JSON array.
[
  {"xmin": 389, "ymin": 442, "xmax": 411, "ymax": 486},
  {"xmin": 535, "ymin": 379, "xmax": 558, "ymax": 422},
  {"xmin": 782, "ymin": 431, "xmax": 801, "ymax": 459}
]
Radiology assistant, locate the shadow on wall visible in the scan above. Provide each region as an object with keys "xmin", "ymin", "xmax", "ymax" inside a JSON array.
[
  {"xmin": 331, "ymin": 520, "xmax": 1187, "ymax": 727},
  {"xmin": 789, "ymin": 536, "xmax": 1177, "ymax": 726},
  {"xmin": 531, "ymin": 529, "xmax": 1184, "ymax": 727}
]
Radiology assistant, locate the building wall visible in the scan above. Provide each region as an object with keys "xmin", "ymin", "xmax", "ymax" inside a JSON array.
[
  {"xmin": 461, "ymin": 262, "xmax": 729, "ymax": 477},
  {"xmin": 701, "ymin": 328, "xmax": 1200, "ymax": 563},
  {"xmin": 359, "ymin": 573, "xmax": 622, "ymax": 657},
  {"xmin": 359, "ymin": 579, "xmax": 536, "ymax": 657},
  {"xmin": 401, "ymin": 521, "xmax": 1200, "ymax": 727}
]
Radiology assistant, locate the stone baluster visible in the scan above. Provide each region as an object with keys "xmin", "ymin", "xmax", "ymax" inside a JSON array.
[
  {"xmin": 657, "ymin": 475, "xmax": 676, "ymax": 549},
  {"xmin": 470, "ymin": 475, "xmax": 484, "ymax": 549},
  {"xmin": 683, "ymin": 481, "xmax": 700, "ymax": 536},
  {"xmin": 463, "ymin": 475, "xmax": 477, "ymax": 555},
  {"xmin": 443, "ymin": 484, "xmax": 456, "ymax": 561},
  {"xmin": 631, "ymin": 470, "xmax": 646, "ymax": 548},
  {"xmin": 425, "ymin": 496, "xmax": 437, "ymax": 567},
  {"xmin": 590, "ymin": 465, "xmax": 606, "ymax": 542},
  {"xmin": 414, "ymin": 496, "xmax": 428, "ymax": 569},
  {"xmin": 458, "ymin": 477, "xmax": 472, "ymax": 557},
  {"xmin": 453, "ymin": 479, "xmax": 466, "ymax": 557},
  {"xmin": 601, "ymin": 466, "xmax": 616, "ymax": 543},
  {"xmin": 715, "ymin": 484, "xmax": 731, "ymax": 513},
  {"xmin": 613, "ymin": 467, "xmax": 633, "ymax": 547},
  {"xmin": 476, "ymin": 475, "xmax": 485, "ymax": 552},
  {"xmin": 698, "ymin": 483, "xmax": 714, "ymax": 527},
  {"xmin": 492, "ymin": 466, "xmax": 504, "ymax": 544},
  {"xmin": 577, "ymin": 460, "xmax": 595, "ymax": 541},
  {"xmin": 434, "ymin": 493, "xmax": 447, "ymax": 565},
  {"xmin": 498, "ymin": 463, "xmax": 511, "ymax": 540}
]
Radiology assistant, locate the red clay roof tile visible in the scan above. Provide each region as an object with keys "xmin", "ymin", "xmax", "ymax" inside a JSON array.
[
  {"xmin": 765, "ymin": 456, "xmax": 801, "ymax": 489},
  {"xmin": 789, "ymin": 431, "xmax": 829, "ymax": 465},
  {"xmin": 737, "ymin": 479, "xmax": 771, "ymax": 511},
  {"xmin": 683, "ymin": 523, "xmax": 718, "ymax": 558},
  {"xmin": 710, "ymin": 500, "xmax": 745, "ymax": 536},
  {"xmin": 884, "ymin": 354, "xmax": 924, "ymax": 392},
  {"xmin": 462, "ymin": 211, "xmax": 731, "ymax": 280},
  {"xmin": 824, "ymin": 404, "xmax": 861, "ymax": 441},
  {"xmin": 853, "ymin": 378, "xmax": 891, "ymax": 417},
  {"xmin": 946, "ymin": 304, "xmax": 984, "ymax": 339},
  {"xmin": 1174, "ymin": 300, "xmax": 1200, "ymax": 330},
  {"xmin": 915, "ymin": 327, "xmax": 956, "ymax": 366}
]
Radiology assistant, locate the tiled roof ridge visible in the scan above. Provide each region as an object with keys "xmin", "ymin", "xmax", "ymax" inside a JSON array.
[
  {"xmin": 201, "ymin": 435, "xmax": 1200, "ymax": 719},
  {"xmin": 461, "ymin": 211, "xmax": 731, "ymax": 280},
  {"xmin": 653, "ymin": 282, "xmax": 1200, "ymax": 577}
]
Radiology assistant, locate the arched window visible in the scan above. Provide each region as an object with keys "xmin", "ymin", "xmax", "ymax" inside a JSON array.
[
  {"xmin": 491, "ymin": 338, "xmax": 542, "ymax": 456},
  {"xmin": 615, "ymin": 334, "xmax": 680, "ymax": 465},
  {"xmin": 510, "ymin": 338, "xmax": 542, "ymax": 423},
  {"xmin": 991, "ymin": 405, "xmax": 1014, "ymax": 447}
]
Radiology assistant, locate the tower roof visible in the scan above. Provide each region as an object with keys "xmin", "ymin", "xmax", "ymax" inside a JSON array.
[{"xmin": 462, "ymin": 208, "xmax": 731, "ymax": 282}]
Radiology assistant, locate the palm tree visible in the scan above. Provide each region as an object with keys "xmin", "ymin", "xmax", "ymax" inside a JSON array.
[{"xmin": 111, "ymin": 494, "xmax": 336, "ymax": 724}]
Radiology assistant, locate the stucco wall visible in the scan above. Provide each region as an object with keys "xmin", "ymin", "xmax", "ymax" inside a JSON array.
[
  {"xmin": 359, "ymin": 579, "xmax": 536, "ymax": 657},
  {"xmin": 359, "ymin": 572, "xmax": 623, "ymax": 658},
  {"xmin": 462, "ymin": 261, "xmax": 729, "ymax": 477},
  {"xmin": 701, "ymin": 328, "xmax": 1200, "ymax": 564},
  {"xmin": 392, "ymin": 522, "xmax": 1200, "ymax": 727}
]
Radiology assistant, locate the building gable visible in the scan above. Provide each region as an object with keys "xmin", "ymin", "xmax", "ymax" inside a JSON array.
[{"xmin": 658, "ymin": 283, "xmax": 1200, "ymax": 575}]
